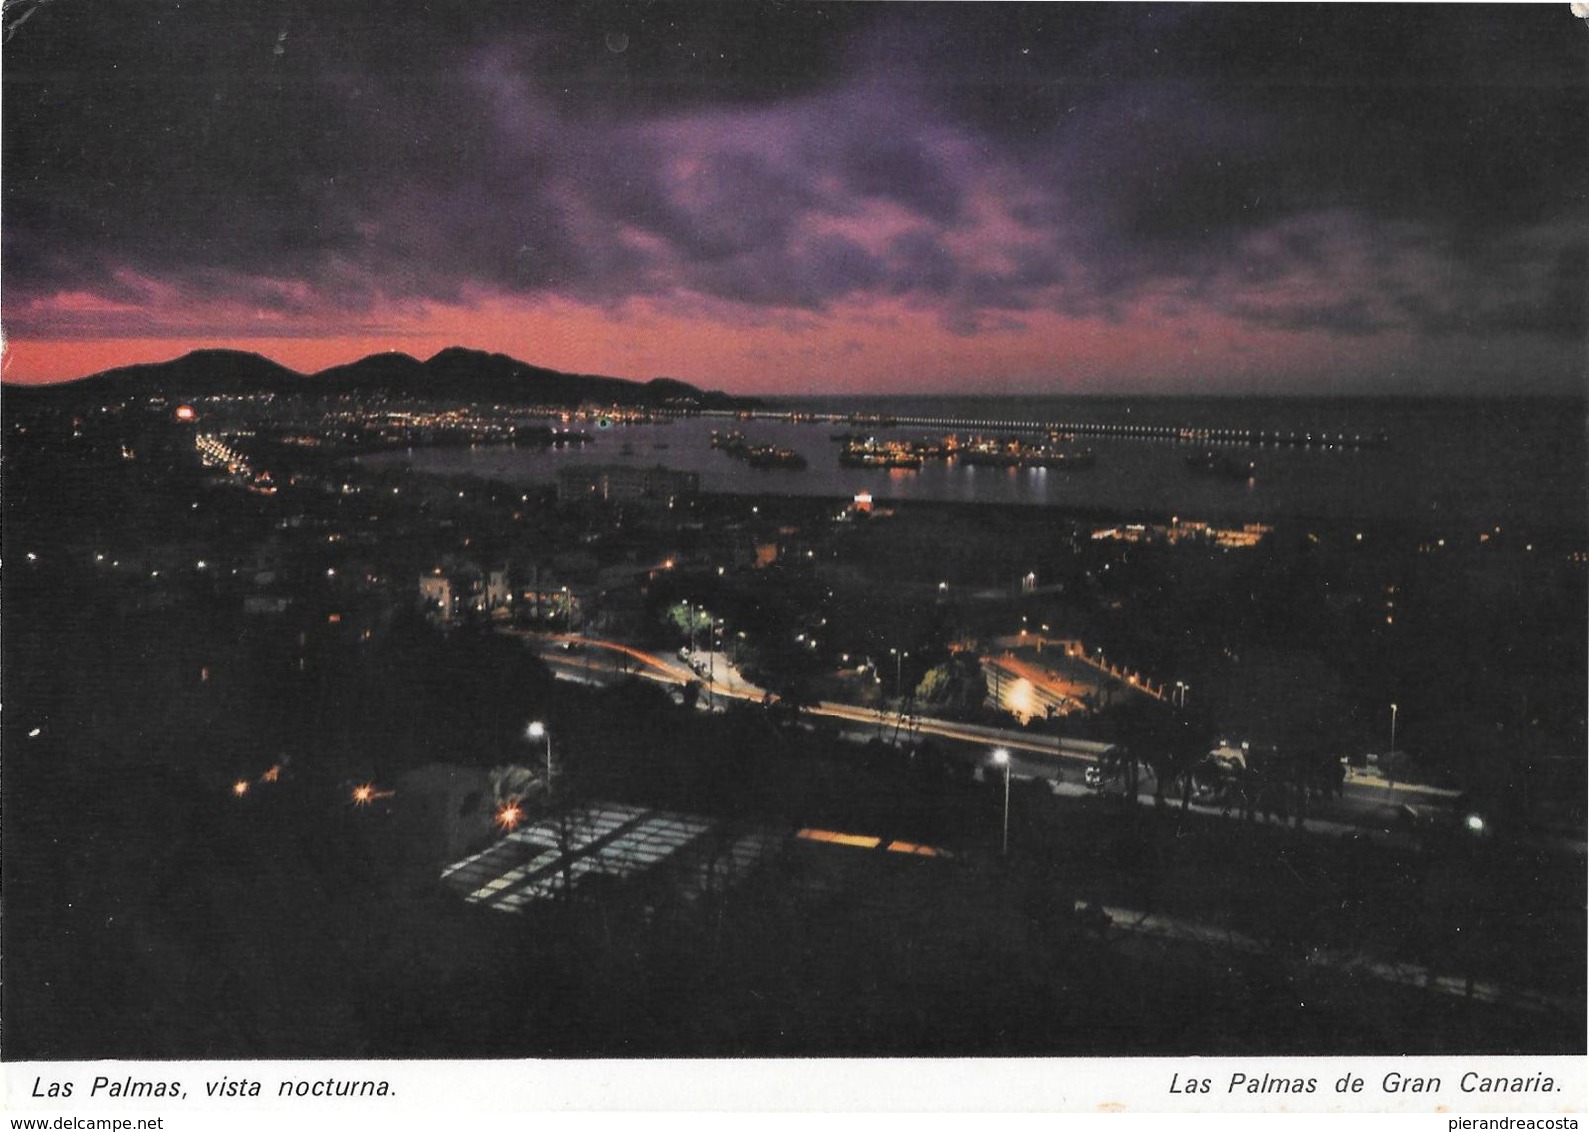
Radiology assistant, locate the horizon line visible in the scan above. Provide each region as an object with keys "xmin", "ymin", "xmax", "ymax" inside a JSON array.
[{"xmin": 2, "ymin": 343, "xmax": 1583, "ymax": 402}]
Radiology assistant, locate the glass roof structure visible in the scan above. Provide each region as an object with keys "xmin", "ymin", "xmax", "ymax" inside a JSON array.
[{"xmin": 440, "ymin": 802, "xmax": 779, "ymax": 913}]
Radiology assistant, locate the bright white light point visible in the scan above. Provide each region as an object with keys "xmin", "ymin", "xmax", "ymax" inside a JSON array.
[
  {"xmin": 993, "ymin": 748, "xmax": 1010, "ymax": 765},
  {"xmin": 28, "ymin": 728, "xmax": 41, "ymax": 738}
]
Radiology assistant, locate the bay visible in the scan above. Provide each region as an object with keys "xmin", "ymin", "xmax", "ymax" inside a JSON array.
[{"xmin": 359, "ymin": 396, "xmax": 1587, "ymax": 536}]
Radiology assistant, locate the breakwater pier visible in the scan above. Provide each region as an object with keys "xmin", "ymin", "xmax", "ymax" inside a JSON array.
[{"xmin": 701, "ymin": 409, "xmax": 1386, "ymax": 450}]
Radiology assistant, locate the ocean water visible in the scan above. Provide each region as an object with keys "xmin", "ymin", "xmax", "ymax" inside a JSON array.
[{"xmin": 361, "ymin": 396, "xmax": 1587, "ymax": 536}]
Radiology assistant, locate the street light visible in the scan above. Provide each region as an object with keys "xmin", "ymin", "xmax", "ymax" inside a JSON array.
[
  {"xmin": 890, "ymin": 647, "xmax": 908, "ymax": 702},
  {"xmin": 993, "ymin": 748, "xmax": 1011, "ymax": 856},
  {"xmin": 1389, "ymin": 702, "xmax": 1399, "ymax": 755},
  {"xmin": 708, "ymin": 618, "xmax": 722, "ymax": 708},
  {"xmin": 527, "ymin": 721, "xmax": 553, "ymax": 797}
]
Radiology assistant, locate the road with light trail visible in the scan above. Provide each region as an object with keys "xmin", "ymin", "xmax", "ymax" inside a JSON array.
[{"xmin": 502, "ymin": 628, "xmax": 1490, "ymax": 835}]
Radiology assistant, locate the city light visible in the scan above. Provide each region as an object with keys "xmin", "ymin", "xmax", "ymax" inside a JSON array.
[
  {"xmin": 495, "ymin": 802, "xmax": 523, "ymax": 830},
  {"xmin": 232, "ymin": 780, "xmax": 249, "ymax": 798}
]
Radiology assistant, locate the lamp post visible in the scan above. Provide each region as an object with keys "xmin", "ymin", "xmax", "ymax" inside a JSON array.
[
  {"xmin": 708, "ymin": 619, "xmax": 721, "ymax": 709},
  {"xmin": 1387, "ymin": 702, "xmax": 1400, "ymax": 787},
  {"xmin": 527, "ymin": 721, "xmax": 552, "ymax": 797},
  {"xmin": 993, "ymin": 748, "xmax": 1011, "ymax": 855}
]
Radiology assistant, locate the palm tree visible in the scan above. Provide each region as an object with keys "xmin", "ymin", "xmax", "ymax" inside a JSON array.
[
  {"xmin": 1166, "ymin": 705, "xmax": 1218, "ymax": 811},
  {"xmin": 1103, "ymin": 700, "xmax": 1160, "ymax": 806},
  {"xmin": 1106, "ymin": 699, "xmax": 1215, "ymax": 810}
]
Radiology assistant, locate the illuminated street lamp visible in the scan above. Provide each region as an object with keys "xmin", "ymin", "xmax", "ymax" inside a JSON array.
[
  {"xmin": 1384, "ymin": 702, "xmax": 1401, "ymax": 788},
  {"xmin": 890, "ymin": 647, "xmax": 909, "ymax": 702},
  {"xmin": 708, "ymin": 618, "xmax": 723, "ymax": 708},
  {"xmin": 527, "ymin": 721, "xmax": 553, "ymax": 797},
  {"xmin": 993, "ymin": 748, "xmax": 1011, "ymax": 856}
]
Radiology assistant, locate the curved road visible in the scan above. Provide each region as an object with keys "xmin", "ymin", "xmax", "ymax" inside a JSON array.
[{"xmin": 501, "ymin": 629, "xmax": 1495, "ymax": 836}]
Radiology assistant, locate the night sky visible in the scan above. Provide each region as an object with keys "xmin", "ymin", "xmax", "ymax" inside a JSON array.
[{"xmin": 3, "ymin": 2, "xmax": 1584, "ymax": 394}]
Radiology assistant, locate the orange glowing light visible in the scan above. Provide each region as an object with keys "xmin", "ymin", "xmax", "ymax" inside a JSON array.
[
  {"xmin": 232, "ymin": 780, "xmax": 249, "ymax": 797},
  {"xmin": 496, "ymin": 803, "xmax": 523, "ymax": 830},
  {"xmin": 352, "ymin": 784, "xmax": 374, "ymax": 806},
  {"xmin": 173, "ymin": 404, "xmax": 197, "ymax": 422},
  {"xmin": 796, "ymin": 828, "xmax": 881, "ymax": 850},
  {"xmin": 260, "ymin": 764, "xmax": 282, "ymax": 783}
]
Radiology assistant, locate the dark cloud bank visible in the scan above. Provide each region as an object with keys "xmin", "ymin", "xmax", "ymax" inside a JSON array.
[{"xmin": 3, "ymin": 2, "xmax": 1584, "ymax": 387}]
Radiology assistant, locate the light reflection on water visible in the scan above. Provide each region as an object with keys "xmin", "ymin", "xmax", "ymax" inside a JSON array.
[{"xmin": 360, "ymin": 397, "xmax": 1586, "ymax": 533}]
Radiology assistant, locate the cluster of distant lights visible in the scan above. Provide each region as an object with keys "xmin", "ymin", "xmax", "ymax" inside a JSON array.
[
  {"xmin": 312, "ymin": 402, "xmax": 668, "ymax": 443},
  {"xmin": 194, "ymin": 430, "xmax": 260, "ymax": 481}
]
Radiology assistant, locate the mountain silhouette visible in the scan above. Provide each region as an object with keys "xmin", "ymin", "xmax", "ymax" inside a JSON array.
[{"xmin": 8, "ymin": 347, "xmax": 744, "ymax": 410}]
